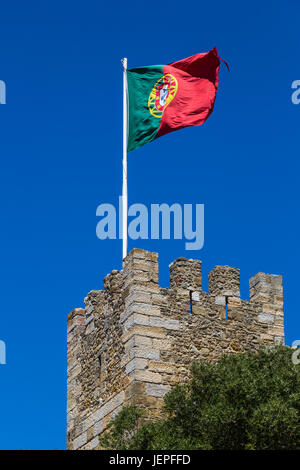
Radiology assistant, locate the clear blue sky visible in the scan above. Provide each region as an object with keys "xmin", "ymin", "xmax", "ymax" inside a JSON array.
[{"xmin": 0, "ymin": 0, "xmax": 299, "ymax": 450}]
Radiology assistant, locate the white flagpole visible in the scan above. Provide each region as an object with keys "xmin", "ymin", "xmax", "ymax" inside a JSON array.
[{"xmin": 122, "ymin": 58, "xmax": 128, "ymax": 260}]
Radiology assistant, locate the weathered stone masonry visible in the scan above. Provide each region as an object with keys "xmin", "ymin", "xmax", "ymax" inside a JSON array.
[{"xmin": 67, "ymin": 248, "xmax": 284, "ymax": 450}]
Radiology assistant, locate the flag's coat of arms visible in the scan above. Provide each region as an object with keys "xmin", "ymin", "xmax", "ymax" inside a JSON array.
[{"xmin": 148, "ymin": 74, "xmax": 178, "ymax": 118}]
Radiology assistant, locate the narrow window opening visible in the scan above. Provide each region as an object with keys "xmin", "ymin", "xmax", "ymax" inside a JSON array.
[
  {"xmin": 189, "ymin": 290, "xmax": 193, "ymax": 315},
  {"xmin": 225, "ymin": 296, "xmax": 229, "ymax": 320},
  {"xmin": 98, "ymin": 353, "xmax": 102, "ymax": 383}
]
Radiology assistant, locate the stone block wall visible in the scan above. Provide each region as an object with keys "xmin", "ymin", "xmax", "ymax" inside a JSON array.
[{"xmin": 67, "ymin": 248, "xmax": 284, "ymax": 450}]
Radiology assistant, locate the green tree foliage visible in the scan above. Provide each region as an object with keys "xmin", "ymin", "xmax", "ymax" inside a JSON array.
[{"xmin": 99, "ymin": 347, "xmax": 300, "ymax": 450}]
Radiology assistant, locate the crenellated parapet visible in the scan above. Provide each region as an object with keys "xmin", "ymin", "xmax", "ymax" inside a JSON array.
[{"xmin": 67, "ymin": 248, "xmax": 284, "ymax": 450}]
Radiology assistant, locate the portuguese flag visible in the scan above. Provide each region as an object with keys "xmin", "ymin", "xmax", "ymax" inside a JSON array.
[{"xmin": 127, "ymin": 48, "xmax": 224, "ymax": 152}]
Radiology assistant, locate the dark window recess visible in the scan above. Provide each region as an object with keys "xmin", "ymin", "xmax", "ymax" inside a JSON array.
[
  {"xmin": 98, "ymin": 353, "xmax": 102, "ymax": 380},
  {"xmin": 225, "ymin": 296, "xmax": 229, "ymax": 320},
  {"xmin": 189, "ymin": 291, "xmax": 193, "ymax": 315}
]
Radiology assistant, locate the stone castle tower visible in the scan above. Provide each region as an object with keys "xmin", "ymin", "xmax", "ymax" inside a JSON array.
[{"xmin": 67, "ymin": 248, "xmax": 284, "ymax": 450}]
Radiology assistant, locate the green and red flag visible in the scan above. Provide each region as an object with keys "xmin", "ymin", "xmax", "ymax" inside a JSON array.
[{"xmin": 127, "ymin": 48, "xmax": 225, "ymax": 152}]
